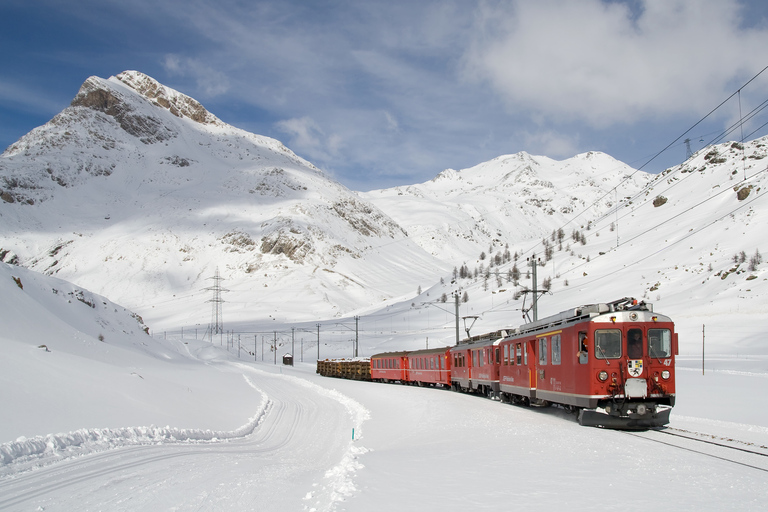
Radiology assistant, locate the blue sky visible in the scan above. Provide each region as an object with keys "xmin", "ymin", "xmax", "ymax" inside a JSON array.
[{"xmin": 2, "ymin": 0, "xmax": 768, "ymax": 191}]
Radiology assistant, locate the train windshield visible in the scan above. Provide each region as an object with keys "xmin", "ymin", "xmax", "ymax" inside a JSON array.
[
  {"xmin": 594, "ymin": 329, "xmax": 622, "ymax": 359},
  {"xmin": 648, "ymin": 329, "xmax": 672, "ymax": 358}
]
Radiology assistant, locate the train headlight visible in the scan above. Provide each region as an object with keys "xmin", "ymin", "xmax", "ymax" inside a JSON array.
[
  {"xmin": 598, "ymin": 370, "xmax": 609, "ymax": 382},
  {"xmin": 661, "ymin": 370, "xmax": 670, "ymax": 380}
]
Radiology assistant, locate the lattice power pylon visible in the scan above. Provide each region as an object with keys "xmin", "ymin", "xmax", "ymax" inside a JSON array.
[{"xmin": 205, "ymin": 267, "xmax": 228, "ymax": 336}]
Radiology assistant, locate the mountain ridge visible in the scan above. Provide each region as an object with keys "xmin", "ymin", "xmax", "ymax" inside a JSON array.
[{"xmin": 2, "ymin": 70, "xmax": 766, "ymax": 335}]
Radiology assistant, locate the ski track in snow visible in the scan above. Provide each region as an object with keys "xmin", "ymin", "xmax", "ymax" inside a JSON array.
[
  {"xmin": 0, "ymin": 363, "xmax": 371, "ymax": 512},
  {"xmin": 0, "ymin": 374, "xmax": 271, "ymax": 475},
  {"xmin": 232, "ymin": 363, "xmax": 371, "ymax": 512}
]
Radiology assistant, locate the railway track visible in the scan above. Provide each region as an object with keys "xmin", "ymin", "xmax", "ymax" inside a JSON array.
[{"xmin": 625, "ymin": 426, "xmax": 768, "ymax": 473}]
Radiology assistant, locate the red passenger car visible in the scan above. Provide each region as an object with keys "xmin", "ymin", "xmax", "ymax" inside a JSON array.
[
  {"xmin": 370, "ymin": 351, "xmax": 408, "ymax": 383},
  {"xmin": 405, "ymin": 347, "xmax": 452, "ymax": 387},
  {"xmin": 449, "ymin": 331, "xmax": 506, "ymax": 398},
  {"xmin": 498, "ymin": 297, "xmax": 676, "ymax": 428}
]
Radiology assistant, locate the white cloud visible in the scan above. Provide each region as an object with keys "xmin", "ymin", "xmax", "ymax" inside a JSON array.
[
  {"xmin": 163, "ymin": 54, "xmax": 230, "ymax": 97},
  {"xmin": 520, "ymin": 129, "xmax": 580, "ymax": 159},
  {"xmin": 275, "ymin": 116, "xmax": 342, "ymax": 163},
  {"xmin": 464, "ymin": 0, "xmax": 768, "ymax": 127}
]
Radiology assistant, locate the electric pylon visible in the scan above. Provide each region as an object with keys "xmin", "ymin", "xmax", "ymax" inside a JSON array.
[{"xmin": 205, "ymin": 267, "xmax": 228, "ymax": 336}]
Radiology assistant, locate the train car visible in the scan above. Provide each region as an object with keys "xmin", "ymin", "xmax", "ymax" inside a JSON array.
[
  {"xmin": 498, "ymin": 297, "xmax": 676, "ymax": 428},
  {"xmin": 405, "ymin": 346, "xmax": 452, "ymax": 387},
  {"xmin": 371, "ymin": 351, "xmax": 409, "ymax": 383},
  {"xmin": 449, "ymin": 331, "xmax": 506, "ymax": 398}
]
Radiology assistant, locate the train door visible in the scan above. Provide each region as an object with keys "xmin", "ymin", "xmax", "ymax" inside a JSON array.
[{"xmin": 528, "ymin": 339, "xmax": 537, "ymax": 391}]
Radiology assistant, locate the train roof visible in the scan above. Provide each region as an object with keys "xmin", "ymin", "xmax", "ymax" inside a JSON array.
[{"xmin": 462, "ymin": 297, "xmax": 671, "ymax": 344}]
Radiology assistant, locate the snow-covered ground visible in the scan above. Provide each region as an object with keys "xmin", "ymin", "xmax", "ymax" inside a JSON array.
[{"xmin": 2, "ymin": 263, "xmax": 767, "ymax": 511}]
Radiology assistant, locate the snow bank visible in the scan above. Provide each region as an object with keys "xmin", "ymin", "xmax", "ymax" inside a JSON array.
[{"xmin": 0, "ymin": 376, "xmax": 270, "ymax": 473}]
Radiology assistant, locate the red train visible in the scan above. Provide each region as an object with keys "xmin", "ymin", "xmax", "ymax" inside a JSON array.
[{"xmin": 341, "ymin": 298, "xmax": 676, "ymax": 429}]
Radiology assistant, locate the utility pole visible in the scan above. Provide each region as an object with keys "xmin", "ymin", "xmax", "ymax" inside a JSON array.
[
  {"xmin": 454, "ymin": 292, "xmax": 460, "ymax": 345},
  {"xmin": 527, "ymin": 256, "xmax": 541, "ymax": 321},
  {"xmin": 273, "ymin": 331, "xmax": 277, "ymax": 365},
  {"xmin": 684, "ymin": 138, "xmax": 693, "ymax": 160},
  {"xmin": 317, "ymin": 324, "xmax": 321, "ymax": 360},
  {"xmin": 354, "ymin": 316, "xmax": 359, "ymax": 357},
  {"xmin": 291, "ymin": 327, "xmax": 295, "ymax": 365}
]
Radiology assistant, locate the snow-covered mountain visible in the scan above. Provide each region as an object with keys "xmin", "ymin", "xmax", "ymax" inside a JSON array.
[
  {"xmin": 362, "ymin": 150, "xmax": 651, "ymax": 263},
  {"xmin": 2, "ymin": 70, "xmax": 767, "ymax": 343},
  {"xmin": 0, "ymin": 71, "xmax": 441, "ymax": 327}
]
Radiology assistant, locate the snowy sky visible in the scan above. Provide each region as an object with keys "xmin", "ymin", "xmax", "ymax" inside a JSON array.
[{"xmin": 2, "ymin": 0, "xmax": 768, "ymax": 190}]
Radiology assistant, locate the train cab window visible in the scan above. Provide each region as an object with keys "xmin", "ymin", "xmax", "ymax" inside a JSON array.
[
  {"xmin": 627, "ymin": 328, "xmax": 643, "ymax": 359},
  {"xmin": 496, "ymin": 348, "xmax": 500, "ymax": 365},
  {"xmin": 595, "ymin": 329, "xmax": 622, "ymax": 359},
  {"xmin": 516, "ymin": 343, "xmax": 522, "ymax": 365},
  {"xmin": 538, "ymin": 338, "xmax": 547, "ymax": 365},
  {"xmin": 472, "ymin": 351, "xmax": 477, "ymax": 367},
  {"xmin": 504, "ymin": 345, "xmax": 509, "ymax": 365},
  {"xmin": 552, "ymin": 334, "xmax": 561, "ymax": 365},
  {"xmin": 648, "ymin": 329, "xmax": 672, "ymax": 358},
  {"xmin": 578, "ymin": 332, "xmax": 588, "ymax": 364}
]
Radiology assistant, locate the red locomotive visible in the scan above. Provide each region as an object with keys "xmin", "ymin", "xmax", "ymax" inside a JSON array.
[
  {"xmin": 323, "ymin": 298, "xmax": 677, "ymax": 429},
  {"xmin": 492, "ymin": 297, "xmax": 675, "ymax": 428}
]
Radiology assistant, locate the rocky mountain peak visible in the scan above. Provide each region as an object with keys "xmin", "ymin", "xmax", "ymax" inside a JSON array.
[
  {"xmin": 69, "ymin": 71, "xmax": 221, "ymax": 136},
  {"xmin": 113, "ymin": 71, "xmax": 222, "ymax": 126}
]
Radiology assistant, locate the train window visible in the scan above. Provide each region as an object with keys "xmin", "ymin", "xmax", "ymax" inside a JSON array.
[
  {"xmin": 552, "ymin": 334, "xmax": 561, "ymax": 365},
  {"xmin": 496, "ymin": 348, "xmax": 500, "ymax": 365},
  {"xmin": 595, "ymin": 329, "xmax": 622, "ymax": 359},
  {"xmin": 648, "ymin": 329, "xmax": 672, "ymax": 358},
  {"xmin": 538, "ymin": 338, "xmax": 547, "ymax": 365},
  {"xmin": 430, "ymin": 358, "xmax": 434, "ymax": 370},
  {"xmin": 627, "ymin": 329, "xmax": 643, "ymax": 359},
  {"xmin": 504, "ymin": 345, "xmax": 509, "ymax": 365},
  {"xmin": 472, "ymin": 351, "xmax": 478, "ymax": 367},
  {"xmin": 516, "ymin": 343, "xmax": 522, "ymax": 365},
  {"xmin": 578, "ymin": 332, "xmax": 588, "ymax": 364}
]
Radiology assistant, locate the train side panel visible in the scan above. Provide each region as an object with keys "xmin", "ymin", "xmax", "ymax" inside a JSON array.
[
  {"xmin": 406, "ymin": 347, "xmax": 452, "ymax": 387},
  {"xmin": 371, "ymin": 351, "xmax": 408, "ymax": 382}
]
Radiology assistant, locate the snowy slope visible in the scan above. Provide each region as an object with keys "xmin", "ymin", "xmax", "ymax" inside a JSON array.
[
  {"xmin": 362, "ymin": 150, "xmax": 651, "ymax": 263},
  {"xmin": 0, "ymin": 72, "xmax": 444, "ymax": 328},
  {"xmin": 1, "ymin": 263, "xmax": 767, "ymax": 512},
  {"xmin": 0, "ymin": 262, "xmax": 262, "ymax": 442}
]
